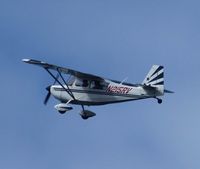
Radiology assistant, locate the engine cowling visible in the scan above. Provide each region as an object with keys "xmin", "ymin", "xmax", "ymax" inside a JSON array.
[{"xmin": 54, "ymin": 103, "xmax": 73, "ymax": 114}]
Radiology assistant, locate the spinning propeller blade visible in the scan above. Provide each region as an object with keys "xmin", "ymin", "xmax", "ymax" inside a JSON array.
[{"xmin": 43, "ymin": 74, "xmax": 59, "ymax": 105}]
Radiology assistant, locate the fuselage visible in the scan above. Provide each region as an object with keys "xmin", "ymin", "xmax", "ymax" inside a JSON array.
[{"xmin": 50, "ymin": 79, "xmax": 159, "ymax": 106}]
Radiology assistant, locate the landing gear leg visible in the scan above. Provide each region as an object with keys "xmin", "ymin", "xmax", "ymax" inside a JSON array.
[
  {"xmin": 80, "ymin": 105, "xmax": 88, "ymax": 120},
  {"xmin": 80, "ymin": 105, "xmax": 96, "ymax": 120}
]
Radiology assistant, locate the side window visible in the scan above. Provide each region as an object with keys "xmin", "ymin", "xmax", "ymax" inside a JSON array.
[
  {"xmin": 90, "ymin": 81, "xmax": 108, "ymax": 90},
  {"xmin": 75, "ymin": 79, "xmax": 89, "ymax": 87},
  {"xmin": 101, "ymin": 81, "xmax": 109, "ymax": 89},
  {"xmin": 75, "ymin": 79, "xmax": 83, "ymax": 87},
  {"xmin": 67, "ymin": 76, "xmax": 75, "ymax": 86},
  {"xmin": 82, "ymin": 80, "xmax": 89, "ymax": 87}
]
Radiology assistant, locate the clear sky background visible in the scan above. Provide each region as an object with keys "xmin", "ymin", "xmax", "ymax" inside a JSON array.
[{"xmin": 1, "ymin": 0, "xmax": 200, "ymax": 169}]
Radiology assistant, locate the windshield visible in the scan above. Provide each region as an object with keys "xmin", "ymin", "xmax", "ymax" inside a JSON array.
[{"xmin": 67, "ymin": 76, "xmax": 75, "ymax": 86}]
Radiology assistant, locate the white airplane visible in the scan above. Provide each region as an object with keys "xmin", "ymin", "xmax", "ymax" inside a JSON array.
[{"xmin": 22, "ymin": 59, "xmax": 173, "ymax": 119}]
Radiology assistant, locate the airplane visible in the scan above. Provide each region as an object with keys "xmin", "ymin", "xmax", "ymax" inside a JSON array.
[{"xmin": 22, "ymin": 59, "xmax": 173, "ymax": 120}]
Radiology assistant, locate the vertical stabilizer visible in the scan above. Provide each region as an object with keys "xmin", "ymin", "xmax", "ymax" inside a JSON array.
[{"xmin": 142, "ymin": 65, "xmax": 164, "ymax": 94}]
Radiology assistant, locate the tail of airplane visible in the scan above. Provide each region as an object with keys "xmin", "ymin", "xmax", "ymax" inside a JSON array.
[
  {"xmin": 142, "ymin": 65, "xmax": 164, "ymax": 95},
  {"xmin": 142, "ymin": 65, "xmax": 164, "ymax": 86}
]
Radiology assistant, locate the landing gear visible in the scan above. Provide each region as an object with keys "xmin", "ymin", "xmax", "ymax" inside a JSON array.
[
  {"xmin": 156, "ymin": 98, "xmax": 162, "ymax": 104},
  {"xmin": 55, "ymin": 103, "xmax": 73, "ymax": 114},
  {"xmin": 80, "ymin": 105, "xmax": 96, "ymax": 120}
]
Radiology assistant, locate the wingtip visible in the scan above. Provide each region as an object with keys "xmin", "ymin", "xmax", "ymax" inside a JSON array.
[{"xmin": 22, "ymin": 58, "xmax": 30, "ymax": 63}]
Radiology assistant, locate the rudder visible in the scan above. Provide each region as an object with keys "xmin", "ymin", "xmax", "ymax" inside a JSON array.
[{"xmin": 142, "ymin": 65, "xmax": 164, "ymax": 95}]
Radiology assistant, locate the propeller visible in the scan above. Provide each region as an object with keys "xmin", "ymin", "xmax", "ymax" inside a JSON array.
[{"xmin": 44, "ymin": 74, "xmax": 59, "ymax": 105}]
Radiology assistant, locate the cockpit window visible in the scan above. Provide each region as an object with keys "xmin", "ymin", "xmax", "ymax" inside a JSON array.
[
  {"xmin": 74, "ymin": 79, "xmax": 108, "ymax": 89},
  {"xmin": 90, "ymin": 80, "xmax": 108, "ymax": 90},
  {"xmin": 82, "ymin": 80, "xmax": 89, "ymax": 87},
  {"xmin": 67, "ymin": 76, "xmax": 75, "ymax": 86},
  {"xmin": 75, "ymin": 79, "xmax": 89, "ymax": 87}
]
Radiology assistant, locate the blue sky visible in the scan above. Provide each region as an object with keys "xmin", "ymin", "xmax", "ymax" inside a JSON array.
[{"xmin": 1, "ymin": 0, "xmax": 200, "ymax": 169}]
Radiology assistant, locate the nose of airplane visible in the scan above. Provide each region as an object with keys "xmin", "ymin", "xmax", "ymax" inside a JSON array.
[
  {"xmin": 50, "ymin": 85, "xmax": 55, "ymax": 95},
  {"xmin": 46, "ymin": 85, "xmax": 51, "ymax": 92},
  {"xmin": 50, "ymin": 85, "xmax": 61, "ymax": 99}
]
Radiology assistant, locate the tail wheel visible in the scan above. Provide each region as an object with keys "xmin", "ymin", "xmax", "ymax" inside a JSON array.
[{"xmin": 157, "ymin": 98, "xmax": 162, "ymax": 104}]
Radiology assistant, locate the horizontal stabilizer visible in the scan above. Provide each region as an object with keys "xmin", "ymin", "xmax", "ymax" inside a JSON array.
[
  {"xmin": 142, "ymin": 84, "xmax": 157, "ymax": 90},
  {"xmin": 164, "ymin": 89, "xmax": 174, "ymax": 94}
]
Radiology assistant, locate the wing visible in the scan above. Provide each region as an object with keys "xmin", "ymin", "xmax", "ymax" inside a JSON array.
[{"xmin": 22, "ymin": 59, "xmax": 104, "ymax": 81}]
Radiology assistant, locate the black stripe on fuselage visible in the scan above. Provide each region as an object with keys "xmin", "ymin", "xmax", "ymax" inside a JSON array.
[
  {"xmin": 69, "ymin": 97, "xmax": 152, "ymax": 106},
  {"xmin": 54, "ymin": 88, "xmax": 138, "ymax": 98}
]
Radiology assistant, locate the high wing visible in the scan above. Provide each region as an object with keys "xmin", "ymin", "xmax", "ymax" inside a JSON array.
[{"xmin": 22, "ymin": 59, "xmax": 104, "ymax": 81}]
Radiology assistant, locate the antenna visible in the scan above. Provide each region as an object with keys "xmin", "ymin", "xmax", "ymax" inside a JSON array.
[{"xmin": 120, "ymin": 77, "xmax": 128, "ymax": 84}]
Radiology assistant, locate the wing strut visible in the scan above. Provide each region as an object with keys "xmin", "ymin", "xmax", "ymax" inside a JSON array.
[
  {"xmin": 57, "ymin": 68, "xmax": 75, "ymax": 99},
  {"xmin": 45, "ymin": 68, "xmax": 76, "ymax": 101}
]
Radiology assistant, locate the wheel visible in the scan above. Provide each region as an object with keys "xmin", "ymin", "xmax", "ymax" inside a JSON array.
[
  {"xmin": 157, "ymin": 99, "xmax": 162, "ymax": 104},
  {"xmin": 80, "ymin": 110, "xmax": 96, "ymax": 120},
  {"xmin": 58, "ymin": 110, "xmax": 66, "ymax": 114},
  {"xmin": 81, "ymin": 115, "xmax": 89, "ymax": 120}
]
